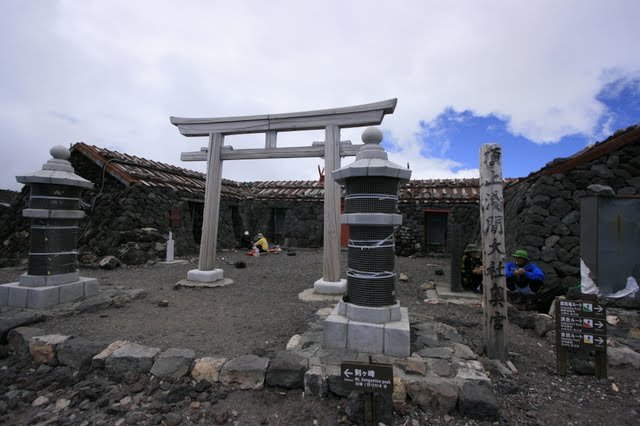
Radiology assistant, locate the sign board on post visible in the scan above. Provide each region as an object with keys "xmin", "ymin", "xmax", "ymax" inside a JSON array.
[
  {"xmin": 340, "ymin": 362, "xmax": 394, "ymax": 394},
  {"xmin": 555, "ymin": 298, "xmax": 607, "ymax": 378}
]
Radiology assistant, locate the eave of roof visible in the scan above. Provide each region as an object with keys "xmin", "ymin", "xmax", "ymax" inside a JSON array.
[{"xmin": 516, "ymin": 124, "xmax": 640, "ymax": 184}]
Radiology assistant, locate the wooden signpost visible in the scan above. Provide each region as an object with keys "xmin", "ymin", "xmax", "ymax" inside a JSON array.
[
  {"xmin": 555, "ymin": 296, "xmax": 608, "ymax": 378},
  {"xmin": 479, "ymin": 144, "xmax": 508, "ymax": 362},
  {"xmin": 340, "ymin": 359, "xmax": 393, "ymax": 426}
]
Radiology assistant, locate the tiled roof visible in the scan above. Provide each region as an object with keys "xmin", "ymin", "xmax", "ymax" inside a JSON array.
[
  {"xmin": 70, "ymin": 143, "xmax": 492, "ymax": 204},
  {"xmin": 245, "ymin": 180, "xmax": 326, "ymax": 200},
  {"xmin": 400, "ymin": 179, "xmax": 480, "ymax": 203},
  {"xmin": 71, "ymin": 143, "xmax": 248, "ymax": 199}
]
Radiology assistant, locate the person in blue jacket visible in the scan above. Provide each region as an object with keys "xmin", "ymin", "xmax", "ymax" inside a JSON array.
[{"xmin": 505, "ymin": 249, "xmax": 544, "ymax": 307}]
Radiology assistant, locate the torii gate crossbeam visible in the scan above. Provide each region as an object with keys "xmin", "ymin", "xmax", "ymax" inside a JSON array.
[{"xmin": 170, "ymin": 99, "xmax": 397, "ymax": 292}]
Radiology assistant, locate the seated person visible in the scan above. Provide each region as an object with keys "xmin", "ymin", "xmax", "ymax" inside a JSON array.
[
  {"xmin": 461, "ymin": 244, "xmax": 483, "ymax": 293},
  {"xmin": 505, "ymin": 249, "xmax": 544, "ymax": 307},
  {"xmin": 239, "ymin": 231, "xmax": 253, "ymax": 250},
  {"xmin": 254, "ymin": 233, "xmax": 269, "ymax": 253}
]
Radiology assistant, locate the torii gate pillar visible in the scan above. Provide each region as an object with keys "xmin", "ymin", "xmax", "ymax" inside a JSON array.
[{"xmin": 313, "ymin": 124, "xmax": 347, "ymax": 294}]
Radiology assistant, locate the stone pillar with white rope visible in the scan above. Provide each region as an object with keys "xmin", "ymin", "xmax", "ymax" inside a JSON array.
[{"xmin": 0, "ymin": 145, "xmax": 99, "ymax": 309}]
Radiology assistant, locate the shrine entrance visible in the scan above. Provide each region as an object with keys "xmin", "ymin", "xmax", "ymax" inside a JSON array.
[{"xmin": 170, "ymin": 99, "xmax": 397, "ymax": 292}]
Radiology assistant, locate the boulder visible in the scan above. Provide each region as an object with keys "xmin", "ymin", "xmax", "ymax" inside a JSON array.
[
  {"xmin": 92, "ymin": 340, "xmax": 129, "ymax": 369},
  {"xmin": 327, "ymin": 365, "xmax": 351, "ymax": 397},
  {"xmin": 7, "ymin": 327, "xmax": 45, "ymax": 354},
  {"xmin": 392, "ymin": 377, "xmax": 406, "ymax": 402},
  {"xmin": 121, "ymin": 249, "xmax": 148, "ymax": 266},
  {"xmin": 191, "ymin": 357, "xmax": 227, "ymax": 383},
  {"xmin": 457, "ymin": 382, "xmax": 500, "ymax": 420},
  {"xmin": 105, "ymin": 343, "xmax": 161, "ymax": 379},
  {"xmin": 0, "ymin": 313, "xmax": 46, "ymax": 343},
  {"xmin": 394, "ymin": 357, "xmax": 428, "ymax": 375},
  {"xmin": 451, "ymin": 343, "xmax": 477, "ymax": 360},
  {"xmin": 57, "ymin": 338, "xmax": 108, "ymax": 371},
  {"xmin": 416, "ymin": 347, "xmax": 453, "ymax": 360},
  {"xmin": 608, "ymin": 346, "xmax": 640, "ymax": 368},
  {"xmin": 304, "ymin": 365, "xmax": 328, "ymax": 397},
  {"xmin": 99, "ymin": 255, "xmax": 120, "ymax": 270},
  {"xmin": 534, "ymin": 314, "xmax": 555, "ymax": 337},
  {"xmin": 218, "ymin": 355, "xmax": 270, "ymax": 390},
  {"xmin": 29, "ymin": 334, "xmax": 71, "ymax": 365},
  {"xmin": 265, "ymin": 351, "xmax": 308, "ymax": 389},
  {"xmin": 405, "ymin": 377, "xmax": 459, "ymax": 415},
  {"xmin": 426, "ymin": 358, "xmax": 453, "ymax": 377},
  {"xmin": 150, "ymin": 348, "xmax": 195, "ymax": 379}
]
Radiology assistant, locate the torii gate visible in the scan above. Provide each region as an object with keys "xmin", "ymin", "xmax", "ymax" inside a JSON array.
[{"xmin": 170, "ymin": 99, "xmax": 397, "ymax": 292}]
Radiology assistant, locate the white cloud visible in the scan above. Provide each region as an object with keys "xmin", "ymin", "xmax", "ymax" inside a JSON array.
[{"xmin": 1, "ymin": 0, "xmax": 639, "ymax": 189}]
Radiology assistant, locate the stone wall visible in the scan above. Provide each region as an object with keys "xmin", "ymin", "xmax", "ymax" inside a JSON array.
[
  {"xmin": 0, "ymin": 187, "xmax": 29, "ymax": 267},
  {"xmin": 396, "ymin": 202, "xmax": 480, "ymax": 255},
  {"xmin": 503, "ymin": 139, "xmax": 640, "ymax": 291},
  {"xmin": 240, "ymin": 199, "xmax": 324, "ymax": 248}
]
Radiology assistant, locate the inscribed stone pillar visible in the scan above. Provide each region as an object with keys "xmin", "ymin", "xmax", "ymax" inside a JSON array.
[{"xmin": 479, "ymin": 143, "xmax": 508, "ymax": 361}]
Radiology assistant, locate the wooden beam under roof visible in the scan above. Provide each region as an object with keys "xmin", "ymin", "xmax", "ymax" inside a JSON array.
[{"xmin": 170, "ymin": 98, "xmax": 397, "ymax": 136}]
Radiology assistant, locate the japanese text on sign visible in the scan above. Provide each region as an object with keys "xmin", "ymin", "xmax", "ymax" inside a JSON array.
[{"xmin": 341, "ymin": 362, "xmax": 394, "ymax": 394}]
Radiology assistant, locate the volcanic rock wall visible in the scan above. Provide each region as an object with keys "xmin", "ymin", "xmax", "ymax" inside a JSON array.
[{"xmin": 504, "ymin": 138, "xmax": 640, "ymax": 291}]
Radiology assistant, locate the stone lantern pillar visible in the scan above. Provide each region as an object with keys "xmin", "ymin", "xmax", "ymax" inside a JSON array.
[
  {"xmin": 0, "ymin": 145, "xmax": 99, "ymax": 309},
  {"xmin": 323, "ymin": 127, "xmax": 412, "ymax": 357}
]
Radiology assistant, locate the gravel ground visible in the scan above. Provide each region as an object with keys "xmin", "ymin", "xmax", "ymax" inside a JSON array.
[{"xmin": 1, "ymin": 250, "xmax": 639, "ymax": 425}]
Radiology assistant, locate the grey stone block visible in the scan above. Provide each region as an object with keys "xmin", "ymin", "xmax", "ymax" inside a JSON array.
[
  {"xmin": 150, "ymin": 347, "xmax": 196, "ymax": 379},
  {"xmin": 59, "ymin": 281, "xmax": 84, "ymax": 304},
  {"xmin": 417, "ymin": 347, "xmax": 453, "ymax": 360},
  {"xmin": 345, "ymin": 303, "xmax": 391, "ymax": 324},
  {"xmin": 57, "ymin": 338, "xmax": 108, "ymax": 371},
  {"xmin": 187, "ymin": 268, "xmax": 223, "ymax": 283},
  {"xmin": 83, "ymin": 277, "xmax": 99, "ymax": 297},
  {"xmin": 405, "ymin": 377, "xmax": 459, "ymax": 416},
  {"xmin": 0, "ymin": 313, "xmax": 46, "ymax": 342},
  {"xmin": 105, "ymin": 343, "xmax": 161, "ymax": 379},
  {"xmin": 304, "ymin": 365, "xmax": 328, "ymax": 397},
  {"xmin": 384, "ymin": 320, "xmax": 410, "ymax": 358},
  {"xmin": 19, "ymin": 271, "xmax": 79, "ymax": 287},
  {"xmin": 458, "ymin": 382, "xmax": 500, "ymax": 420},
  {"xmin": 27, "ymin": 286, "xmax": 60, "ymax": 309},
  {"xmin": 219, "ymin": 355, "xmax": 270, "ymax": 390},
  {"xmin": 265, "ymin": 351, "xmax": 308, "ymax": 389},
  {"xmin": 338, "ymin": 300, "xmax": 347, "ymax": 315},
  {"xmin": 8, "ymin": 285, "xmax": 28, "ymax": 308},
  {"xmin": 347, "ymin": 321, "xmax": 384, "ymax": 353},
  {"xmin": 7, "ymin": 327, "xmax": 45, "ymax": 353},
  {"xmin": 0, "ymin": 285, "xmax": 8, "ymax": 306},
  {"xmin": 326, "ymin": 365, "xmax": 351, "ymax": 397},
  {"xmin": 323, "ymin": 314, "xmax": 348, "ymax": 349}
]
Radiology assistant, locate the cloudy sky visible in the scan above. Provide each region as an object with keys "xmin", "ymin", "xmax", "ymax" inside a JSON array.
[{"xmin": 2, "ymin": 0, "xmax": 640, "ymax": 191}]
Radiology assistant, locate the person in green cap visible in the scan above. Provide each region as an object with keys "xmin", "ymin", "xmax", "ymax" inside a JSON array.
[
  {"xmin": 461, "ymin": 244, "xmax": 483, "ymax": 292},
  {"xmin": 505, "ymin": 249, "xmax": 544, "ymax": 307}
]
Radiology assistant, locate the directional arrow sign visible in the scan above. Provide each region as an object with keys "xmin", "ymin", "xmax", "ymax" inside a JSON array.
[
  {"xmin": 595, "ymin": 336, "xmax": 605, "ymax": 345},
  {"xmin": 340, "ymin": 362, "xmax": 394, "ymax": 394},
  {"xmin": 594, "ymin": 304, "xmax": 604, "ymax": 313},
  {"xmin": 594, "ymin": 320, "xmax": 604, "ymax": 329}
]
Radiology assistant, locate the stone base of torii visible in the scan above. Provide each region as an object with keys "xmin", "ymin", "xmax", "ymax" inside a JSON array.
[{"xmin": 171, "ymin": 99, "xmax": 397, "ymax": 291}]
